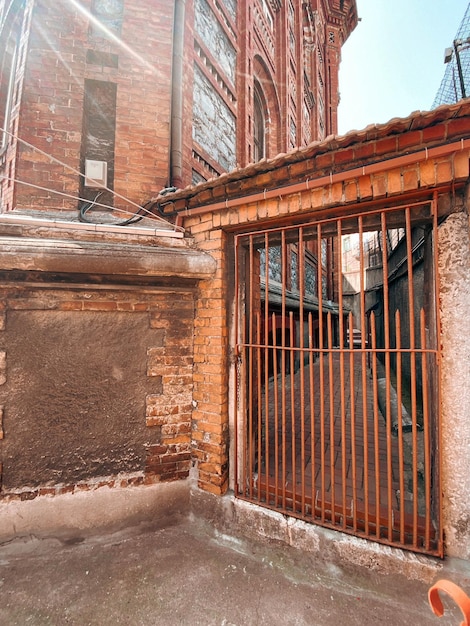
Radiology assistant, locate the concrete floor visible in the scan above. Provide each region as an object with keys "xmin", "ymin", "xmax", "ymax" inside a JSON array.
[{"xmin": 0, "ymin": 517, "xmax": 464, "ymax": 626}]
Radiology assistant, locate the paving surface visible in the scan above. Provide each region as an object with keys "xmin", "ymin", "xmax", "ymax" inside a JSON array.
[{"xmin": 0, "ymin": 518, "xmax": 463, "ymax": 625}]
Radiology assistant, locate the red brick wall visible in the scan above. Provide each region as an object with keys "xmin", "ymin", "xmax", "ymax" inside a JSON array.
[
  {"xmin": 3, "ymin": 0, "xmax": 356, "ymax": 212},
  {"xmin": 11, "ymin": 0, "xmax": 173, "ymax": 214},
  {"xmin": 173, "ymin": 105, "xmax": 470, "ymax": 496}
]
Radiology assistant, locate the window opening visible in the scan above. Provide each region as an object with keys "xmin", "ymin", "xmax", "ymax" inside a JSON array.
[{"xmin": 253, "ymin": 81, "xmax": 266, "ymax": 162}]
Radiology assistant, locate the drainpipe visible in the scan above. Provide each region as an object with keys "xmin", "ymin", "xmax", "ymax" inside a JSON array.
[{"xmin": 170, "ymin": 0, "xmax": 186, "ymax": 189}]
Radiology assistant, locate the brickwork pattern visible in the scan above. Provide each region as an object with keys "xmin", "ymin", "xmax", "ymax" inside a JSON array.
[
  {"xmin": 0, "ymin": 284, "xmax": 195, "ymax": 499},
  {"xmin": 0, "ymin": 0, "xmax": 34, "ymax": 212},
  {"xmin": 179, "ymin": 106, "xmax": 470, "ymax": 497},
  {"xmin": 10, "ymin": 0, "xmax": 174, "ymax": 213}
]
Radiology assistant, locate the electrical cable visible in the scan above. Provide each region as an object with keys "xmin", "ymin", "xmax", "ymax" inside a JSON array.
[
  {"xmin": 0, "ymin": 173, "xmax": 179, "ymax": 230},
  {"xmin": 78, "ymin": 191, "xmax": 152, "ymax": 226},
  {"xmin": 0, "ymin": 126, "xmax": 183, "ymax": 231},
  {"xmin": 0, "ymin": 173, "xmax": 150, "ymax": 222}
]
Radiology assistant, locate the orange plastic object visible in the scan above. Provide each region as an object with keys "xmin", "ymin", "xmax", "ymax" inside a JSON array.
[{"xmin": 429, "ymin": 580, "xmax": 470, "ymax": 625}]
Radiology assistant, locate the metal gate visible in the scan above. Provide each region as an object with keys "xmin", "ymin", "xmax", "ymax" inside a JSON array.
[{"xmin": 234, "ymin": 196, "xmax": 442, "ymax": 556}]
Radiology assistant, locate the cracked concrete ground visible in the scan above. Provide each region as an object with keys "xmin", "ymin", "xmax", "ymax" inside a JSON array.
[{"xmin": 0, "ymin": 517, "xmax": 465, "ymax": 626}]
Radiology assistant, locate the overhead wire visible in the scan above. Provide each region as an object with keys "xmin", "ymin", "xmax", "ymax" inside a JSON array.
[
  {"xmin": 0, "ymin": 126, "xmax": 183, "ymax": 232},
  {"xmin": 0, "ymin": 1, "xmax": 184, "ymax": 232},
  {"xmin": 0, "ymin": 172, "xmax": 166, "ymax": 226},
  {"xmin": 0, "ymin": 0, "xmax": 184, "ymax": 230}
]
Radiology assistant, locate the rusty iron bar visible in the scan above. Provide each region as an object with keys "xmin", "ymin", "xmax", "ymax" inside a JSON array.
[
  {"xmin": 234, "ymin": 235, "xmax": 240, "ymax": 495},
  {"xmin": 236, "ymin": 198, "xmax": 433, "ymax": 241},
  {"xmin": 348, "ymin": 312, "xmax": 358, "ymax": 532},
  {"xmin": 370, "ymin": 312, "xmax": 381, "ymax": 539},
  {"xmin": 380, "ymin": 211, "xmax": 394, "ymax": 542},
  {"xmin": 298, "ymin": 229, "xmax": 307, "ymax": 516},
  {"xmin": 272, "ymin": 312, "xmax": 280, "ymax": 509},
  {"xmin": 248, "ymin": 239, "xmax": 254, "ymax": 500},
  {"xmin": 337, "ymin": 219, "xmax": 348, "ymax": 529},
  {"xmin": 289, "ymin": 310, "xmax": 297, "ymax": 510},
  {"xmin": 234, "ymin": 199, "xmax": 442, "ymax": 555},
  {"xmin": 264, "ymin": 233, "xmax": 270, "ymax": 501},
  {"xmin": 395, "ymin": 310, "xmax": 406, "ymax": 544},
  {"xmin": 256, "ymin": 311, "xmax": 262, "ymax": 503},
  {"xmin": 281, "ymin": 230, "xmax": 287, "ymax": 510},
  {"xmin": 421, "ymin": 308, "xmax": 432, "ymax": 551},
  {"xmin": 327, "ymin": 312, "xmax": 335, "ymax": 521},
  {"xmin": 405, "ymin": 206, "xmax": 419, "ymax": 548},
  {"xmin": 317, "ymin": 224, "xmax": 326, "ymax": 523},
  {"xmin": 432, "ymin": 191, "xmax": 444, "ymax": 557},
  {"xmin": 308, "ymin": 312, "xmax": 317, "ymax": 518},
  {"xmin": 240, "ymin": 306, "xmax": 248, "ymax": 497},
  {"xmin": 358, "ymin": 215, "xmax": 370, "ymax": 534}
]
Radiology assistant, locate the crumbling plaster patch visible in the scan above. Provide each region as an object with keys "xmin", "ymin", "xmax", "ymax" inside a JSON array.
[{"xmin": 438, "ymin": 210, "xmax": 470, "ymax": 557}]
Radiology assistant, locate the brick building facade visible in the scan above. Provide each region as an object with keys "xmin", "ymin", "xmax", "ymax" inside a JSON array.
[
  {"xmin": 0, "ymin": 0, "xmax": 357, "ymax": 502},
  {"xmin": 0, "ymin": 0, "xmax": 357, "ymax": 215},
  {"xmin": 5, "ymin": 0, "xmax": 470, "ymax": 573}
]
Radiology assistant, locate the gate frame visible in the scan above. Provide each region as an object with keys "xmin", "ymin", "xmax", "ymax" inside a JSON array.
[{"xmin": 233, "ymin": 192, "xmax": 444, "ymax": 556}]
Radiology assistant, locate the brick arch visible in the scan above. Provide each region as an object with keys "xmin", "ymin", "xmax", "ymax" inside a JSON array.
[{"xmin": 253, "ymin": 55, "xmax": 282, "ymax": 158}]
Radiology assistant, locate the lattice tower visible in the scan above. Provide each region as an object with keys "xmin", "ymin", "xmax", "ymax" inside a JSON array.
[{"xmin": 433, "ymin": 2, "xmax": 470, "ymax": 107}]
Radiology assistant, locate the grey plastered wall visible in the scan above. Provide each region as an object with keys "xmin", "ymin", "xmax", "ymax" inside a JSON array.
[
  {"xmin": 438, "ymin": 208, "xmax": 470, "ymax": 558},
  {"xmin": 0, "ymin": 291, "xmax": 198, "ymax": 492},
  {"xmin": 1, "ymin": 309, "xmax": 160, "ymax": 488}
]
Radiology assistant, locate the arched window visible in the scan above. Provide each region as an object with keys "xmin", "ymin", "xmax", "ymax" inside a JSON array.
[{"xmin": 253, "ymin": 81, "xmax": 266, "ymax": 162}]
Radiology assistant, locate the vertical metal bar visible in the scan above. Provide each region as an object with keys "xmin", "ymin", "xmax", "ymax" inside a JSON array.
[
  {"xmin": 298, "ymin": 229, "xmax": 306, "ymax": 516},
  {"xmin": 241, "ymin": 312, "xmax": 248, "ymax": 497},
  {"xmin": 234, "ymin": 235, "xmax": 240, "ymax": 495},
  {"xmin": 327, "ymin": 311, "xmax": 335, "ymax": 523},
  {"xmin": 272, "ymin": 312, "xmax": 280, "ymax": 508},
  {"xmin": 337, "ymin": 219, "xmax": 347, "ymax": 529},
  {"xmin": 231, "ymin": 203, "xmax": 442, "ymax": 555},
  {"xmin": 289, "ymin": 311, "xmax": 297, "ymax": 511},
  {"xmin": 308, "ymin": 312, "xmax": 317, "ymax": 518},
  {"xmin": 281, "ymin": 230, "xmax": 287, "ymax": 509},
  {"xmin": 396, "ymin": 310, "xmax": 406, "ymax": 544},
  {"xmin": 248, "ymin": 237, "xmax": 254, "ymax": 499},
  {"xmin": 348, "ymin": 312, "xmax": 358, "ymax": 531},
  {"xmin": 370, "ymin": 312, "xmax": 381, "ymax": 539},
  {"xmin": 358, "ymin": 216, "xmax": 369, "ymax": 535},
  {"xmin": 264, "ymin": 234, "xmax": 270, "ymax": 504},
  {"xmin": 421, "ymin": 308, "xmax": 431, "ymax": 550},
  {"xmin": 317, "ymin": 225, "xmax": 326, "ymax": 522},
  {"xmin": 256, "ymin": 311, "xmax": 262, "ymax": 502},
  {"xmin": 432, "ymin": 191, "xmax": 443, "ymax": 557},
  {"xmin": 380, "ymin": 211, "xmax": 393, "ymax": 541},
  {"xmin": 405, "ymin": 206, "xmax": 419, "ymax": 548}
]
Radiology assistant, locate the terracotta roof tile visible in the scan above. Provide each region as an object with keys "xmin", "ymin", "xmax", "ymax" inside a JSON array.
[{"xmin": 159, "ymin": 99, "xmax": 470, "ymax": 207}]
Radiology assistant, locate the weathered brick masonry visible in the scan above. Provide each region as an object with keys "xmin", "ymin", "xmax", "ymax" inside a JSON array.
[
  {"xmin": 163, "ymin": 101, "xmax": 470, "ymax": 503},
  {"xmin": 0, "ymin": 0, "xmax": 357, "ymax": 504},
  {"xmin": 1, "ymin": 0, "xmax": 357, "ymax": 216},
  {"xmin": 0, "ymin": 222, "xmax": 214, "ymax": 500},
  {"xmin": 13, "ymin": 0, "xmax": 174, "ymax": 212}
]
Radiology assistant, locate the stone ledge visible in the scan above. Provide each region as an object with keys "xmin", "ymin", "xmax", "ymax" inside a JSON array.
[{"xmin": 0, "ymin": 235, "xmax": 216, "ymax": 280}]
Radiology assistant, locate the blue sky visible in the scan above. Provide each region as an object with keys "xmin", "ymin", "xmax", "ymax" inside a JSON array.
[{"xmin": 338, "ymin": 0, "xmax": 469, "ymax": 134}]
